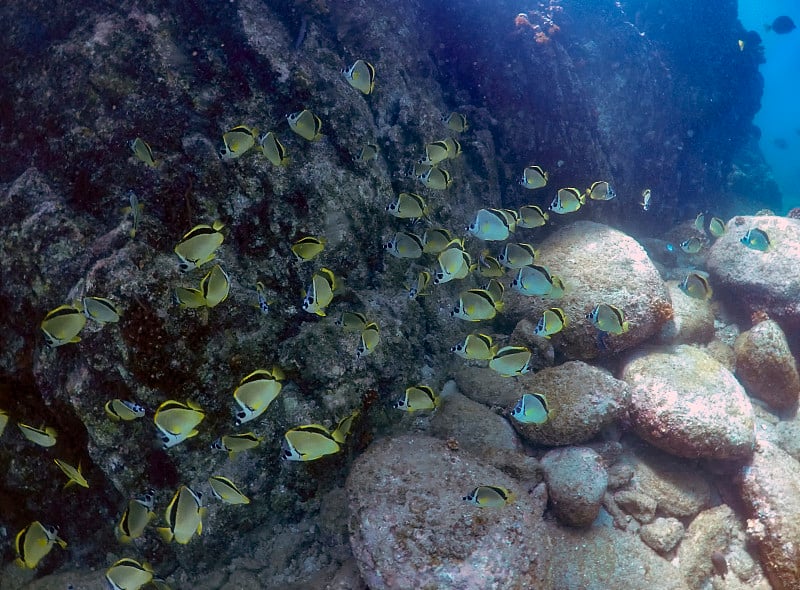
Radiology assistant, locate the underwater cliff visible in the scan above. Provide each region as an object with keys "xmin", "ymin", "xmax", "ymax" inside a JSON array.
[{"xmin": 1, "ymin": 0, "xmax": 798, "ymax": 589}]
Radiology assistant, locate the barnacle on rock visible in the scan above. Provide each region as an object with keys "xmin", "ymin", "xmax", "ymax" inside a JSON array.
[{"xmin": 652, "ymin": 298, "xmax": 675, "ymax": 325}]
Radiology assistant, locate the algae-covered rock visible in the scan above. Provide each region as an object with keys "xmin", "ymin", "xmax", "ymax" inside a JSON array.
[
  {"xmin": 639, "ymin": 517, "xmax": 684, "ymax": 554},
  {"xmin": 623, "ymin": 345, "xmax": 755, "ymax": 459},
  {"xmin": 656, "ymin": 281, "xmax": 715, "ymax": 345},
  {"xmin": 540, "ymin": 446, "xmax": 607, "ymax": 528}
]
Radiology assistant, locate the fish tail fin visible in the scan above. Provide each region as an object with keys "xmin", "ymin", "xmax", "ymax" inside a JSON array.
[{"xmin": 157, "ymin": 527, "xmax": 174, "ymax": 543}]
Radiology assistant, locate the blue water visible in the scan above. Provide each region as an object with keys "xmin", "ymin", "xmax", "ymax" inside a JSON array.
[{"xmin": 738, "ymin": 1, "xmax": 800, "ymax": 212}]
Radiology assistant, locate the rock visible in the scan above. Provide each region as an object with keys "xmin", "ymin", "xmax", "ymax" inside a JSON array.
[
  {"xmin": 707, "ymin": 215, "xmax": 800, "ymax": 331},
  {"xmin": 735, "ymin": 438, "xmax": 800, "ymax": 589},
  {"xmin": 639, "ymin": 517, "xmax": 685, "ymax": 554},
  {"xmin": 540, "ymin": 447, "xmax": 608, "ymax": 527},
  {"xmin": 733, "ymin": 319, "xmax": 800, "ymax": 412},
  {"xmin": 503, "ymin": 221, "xmax": 674, "ymax": 360},
  {"xmin": 614, "ymin": 489, "xmax": 658, "ymax": 523},
  {"xmin": 677, "ymin": 505, "xmax": 738, "ymax": 589},
  {"xmin": 774, "ymin": 418, "xmax": 800, "ymax": 463},
  {"xmin": 452, "ymin": 364, "xmax": 523, "ymax": 408},
  {"xmin": 347, "ymin": 435, "xmax": 550, "ymax": 590},
  {"xmin": 623, "ymin": 345, "xmax": 755, "ymax": 459},
  {"xmin": 509, "ymin": 361, "xmax": 630, "ymax": 446},
  {"xmin": 656, "ymin": 281, "xmax": 715, "ymax": 344}
]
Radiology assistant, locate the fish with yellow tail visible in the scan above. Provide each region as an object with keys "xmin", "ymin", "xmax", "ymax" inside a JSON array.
[
  {"xmin": 331, "ymin": 409, "xmax": 360, "ymax": 444},
  {"xmin": 356, "ymin": 142, "xmax": 379, "ymax": 163},
  {"xmin": 287, "ymin": 109, "xmax": 323, "ymax": 141},
  {"xmin": 586, "ymin": 303, "xmax": 630, "ymax": 335},
  {"xmin": 488, "ymin": 346, "xmax": 532, "ymax": 377},
  {"xmin": 158, "ymin": 485, "xmax": 205, "ymax": 545},
  {"xmin": 258, "ymin": 131, "xmax": 290, "ymax": 167},
  {"xmin": 105, "ymin": 399, "xmax": 146, "ymax": 422},
  {"xmin": 105, "ymin": 558, "xmax": 154, "ymax": 590},
  {"xmin": 441, "ymin": 111, "xmax": 468, "ymax": 132},
  {"xmin": 18, "ymin": 423, "xmax": 57, "ymax": 447},
  {"xmin": 451, "ymin": 288, "xmax": 503, "ymax": 321},
  {"xmin": 498, "ymin": 242, "xmax": 537, "ymax": 269},
  {"xmin": 517, "ymin": 204, "xmax": 548, "ymax": 228},
  {"xmin": 451, "ymin": 333, "xmax": 498, "ymax": 360},
  {"xmin": 233, "ymin": 367, "xmax": 284, "ymax": 426},
  {"xmin": 117, "ymin": 490, "xmax": 156, "ymax": 543},
  {"xmin": 14, "ymin": 521, "xmax": 67, "ymax": 569},
  {"xmin": 80, "ymin": 296, "xmax": 121, "ymax": 324},
  {"xmin": 386, "ymin": 192, "xmax": 428, "ymax": 220},
  {"xmin": 341, "ymin": 59, "xmax": 376, "ymax": 94},
  {"xmin": 174, "ymin": 221, "xmax": 225, "ymax": 272},
  {"xmin": 153, "ymin": 400, "xmax": 205, "ymax": 449},
  {"xmin": 519, "ymin": 165, "xmax": 548, "ymax": 190},
  {"xmin": 679, "ymin": 271, "xmax": 713, "ymax": 300},
  {"xmin": 463, "ymin": 485, "xmax": 515, "ymax": 507},
  {"xmin": 129, "ymin": 137, "xmax": 158, "ymax": 168},
  {"xmin": 54, "ymin": 459, "xmax": 89, "ymax": 489},
  {"xmin": 41, "ymin": 304, "xmax": 86, "ymax": 347},
  {"xmin": 549, "ymin": 188, "xmax": 586, "ymax": 214},
  {"xmin": 393, "ymin": 385, "xmax": 439, "ymax": 412},
  {"xmin": 282, "ymin": 424, "xmax": 341, "ymax": 461},
  {"xmin": 212, "ymin": 432, "xmax": 263, "ymax": 459},
  {"xmin": 219, "ymin": 125, "xmax": 259, "ymax": 160},
  {"xmin": 302, "ymin": 267, "xmax": 338, "ymax": 316},
  {"xmin": 434, "ymin": 240, "xmax": 471, "ymax": 284},
  {"xmin": 407, "ymin": 270, "xmax": 432, "ymax": 300},
  {"xmin": 384, "ymin": 231, "xmax": 424, "ymax": 259},
  {"xmin": 291, "ymin": 236, "xmax": 326, "ymax": 262},
  {"xmin": 417, "ymin": 165, "xmax": 452, "ymax": 190},
  {"xmin": 356, "ymin": 322, "xmax": 380, "ymax": 359},
  {"xmin": 511, "ymin": 393, "xmax": 550, "ymax": 425},
  {"xmin": 467, "ymin": 208, "xmax": 516, "ymax": 241},
  {"xmin": 122, "ymin": 191, "xmax": 144, "ymax": 238},
  {"xmin": 586, "ymin": 180, "xmax": 616, "ymax": 201},
  {"xmin": 533, "ymin": 307, "xmax": 567, "ymax": 339},
  {"xmin": 0, "ymin": 409, "xmax": 8, "ymax": 437},
  {"xmin": 208, "ymin": 476, "xmax": 250, "ymax": 505},
  {"xmin": 741, "ymin": 228, "xmax": 770, "ymax": 252},
  {"xmin": 199, "ymin": 264, "xmax": 230, "ymax": 308}
]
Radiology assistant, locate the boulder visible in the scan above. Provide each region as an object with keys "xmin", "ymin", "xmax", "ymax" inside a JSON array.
[
  {"xmin": 541, "ymin": 446, "xmax": 607, "ymax": 527},
  {"xmin": 639, "ymin": 517, "xmax": 684, "ymax": 554},
  {"xmin": 656, "ymin": 281, "xmax": 715, "ymax": 345}
]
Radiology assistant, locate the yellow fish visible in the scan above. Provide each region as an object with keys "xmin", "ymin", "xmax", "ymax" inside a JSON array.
[
  {"xmin": 533, "ymin": 307, "xmax": 567, "ymax": 339},
  {"xmin": 441, "ymin": 111, "xmax": 468, "ymax": 132},
  {"xmin": 386, "ymin": 192, "xmax": 427, "ymax": 219},
  {"xmin": 220, "ymin": 125, "xmax": 259, "ymax": 160},
  {"xmin": 212, "ymin": 432, "xmax": 263, "ymax": 459},
  {"xmin": 549, "ymin": 188, "xmax": 586, "ymax": 214},
  {"xmin": 335, "ymin": 311, "xmax": 369, "ymax": 332},
  {"xmin": 421, "ymin": 227, "xmax": 454, "ymax": 254},
  {"xmin": 679, "ymin": 271, "xmax": 713, "ymax": 300},
  {"xmin": 434, "ymin": 241, "xmax": 471, "ymax": 284},
  {"xmin": 199, "ymin": 264, "xmax": 230, "ymax": 308},
  {"xmin": 117, "ymin": 491, "xmax": 156, "ymax": 543},
  {"xmin": 356, "ymin": 143, "xmax": 379, "ymax": 163},
  {"xmin": 680, "ymin": 237, "xmax": 703, "ymax": 254},
  {"xmin": 105, "ymin": 558, "xmax": 154, "ymax": 590},
  {"xmin": 0, "ymin": 409, "xmax": 8, "ymax": 437},
  {"xmin": 498, "ymin": 242, "xmax": 537, "ymax": 269},
  {"xmin": 341, "ymin": 59, "xmax": 376, "ymax": 94},
  {"xmin": 407, "ymin": 270, "xmax": 432, "ymax": 300},
  {"xmin": 41, "ymin": 304, "xmax": 86, "ymax": 347},
  {"xmin": 451, "ymin": 333, "xmax": 498, "ymax": 360},
  {"xmin": 291, "ymin": 236, "xmax": 326, "ymax": 262},
  {"xmin": 471, "ymin": 251, "xmax": 505, "ymax": 278},
  {"xmin": 451, "ymin": 288, "xmax": 503, "ymax": 321},
  {"xmin": 511, "ymin": 393, "xmax": 549, "ymax": 425},
  {"xmin": 129, "ymin": 137, "xmax": 157, "ymax": 168},
  {"xmin": 80, "ymin": 296, "xmax": 121, "ymax": 324},
  {"xmin": 417, "ymin": 166, "xmax": 452, "ymax": 190},
  {"xmin": 393, "ymin": 385, "xmax": 439, "ymax": 412},
  {"xmin": 467, "ymin": 208, "xmax": 515, "ymax": 241},
  {"xmin": 173, "ymin": 286, "xmax": 207, "ymax": 309},
  {"xmin": 463, "ymin": 485, "xmax": 515, "ymax": 507},
  {"xmin": 384, "ymin": 231, "xmax": 424, "ymax": 259},
  {"xmin": 302, "ymin": 267, "xmax": 337, "ymax": 316},
  {"xmin": 511, "ymin": 264, "xmax": 563, "ymax": 298},
  {"xmin": 356, "ymin": 322, "xmax": 380, "ymax": 359},
  {"xmin": 122, "ymin": 190, "xmax": 144, "ymax": 238},
  {"xmin": 14, "ymin": 521, "xmax": 67, "ymax": 569},
  {"xmin": 208, "ymin": 476, "xmax": 250, "ymax": 505},
  {"xmin": 158, "ymin": 485, "xmax": 205, "ymax": 545},
  {"xmin": 419, "ymin": 140, "xmax": 450, "ymax": 166},
  {"xmin": 153, "ymin": 400, "xmax": 205, "ymax": 449},
  {"xmin": 519, "ymin": 165, "xmax": 548, "ymax": 190},
  {"xmin": 282, "ymin": 424, "xmax": 341, "ymax": 461},
  {"xmin": 287, "ymin": 109, "xmax": 323, "ymax": 141},
  {"xmin": 233, "ymin": 367, "xmax": 284, "ymax": 426},
  {"xmin": 174, "ymin": 220, "xmax": 225, "ymax": 272},
  {"xmin": 54, "ymin": 459, "xmax": 89, "ymax": 489},
  {"xmin": 586, "ymin": 303, "xmax": 630, "ymax": 335},
  {"xmin": 586, "ymin": 180, "xmax": 616, "ymax": 201},
  {"xmin": 488, "ymin": 346, "xmax": 532, "ymax": 377},
  {"xmin": 517, "ymin": 204, "xmax": 548, "ymax": 228},
  {"xmin": 258, "ymin": 131, "xmax": 290, "ymax": 166},
  {"xmin": 18, "ymin": 423, "xmax": 57, "ymax": 447},
  {"xmin": 331, "ymin": 409, "xmax": 360, "ymax": 444}
]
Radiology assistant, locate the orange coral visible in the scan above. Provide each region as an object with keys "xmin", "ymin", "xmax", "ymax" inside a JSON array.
[{"xmin": 653, "ymin": 299, "xmax": 675, "ymax": 325}]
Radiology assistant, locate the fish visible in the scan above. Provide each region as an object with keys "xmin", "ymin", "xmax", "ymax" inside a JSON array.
[
  {"xmin": 462, "ymin": 486, "xmax": 515, "ymax": 507},
  {"xmin": 483, "ymin": 278, "xmax": 504, "ymax": 305},
  {"xmin": 548, "ymin": 275, "xmax": 566, "ymax": 298},
  {"xmin": 511, "ymin": 264, "xmax": 560, "ymax": 297},
  {"xmin": 282, "ymin": 424, "xmax": 341, "ymax": 461},
  {"xmin": 356, "ymin": 322, "xmax": 380, "ymax": 359},
  {"xmin": 40, "ymin": 304, "xmax": 87, "ymax": 347},
  {"xmin": 586, "ymin": 303, "xmax": 630, "ymax": 334},
  {"xmin": 517, "ymin": 205, "xmax": 549, "ymax": 228},
  {"xmin": 386, "ymin": 192, "xmax": 427, "ymax": 219},
  {"xmin": 331, "ymin": 409, "xmax": 360, "ymax": 444},
  {"xmin": 258, "ymin": 131, "xmax": 290, "ymax": 167},
  {"xmin": 393, "ymin": 385, "xmax": 439, "ymax": 412},
  {"xmin": 417, "ymin": 166, "xmax": 452, "ymax": 190},
  {"xmin": 256, "ymin": 281, "xmax": 271, "ymax": 315},
  {"xmin": 467, "ymin": 208, "xmax": 514, "ymax": 241},
  {"xmin": 220, "ymin": 125, "xmax": 259, "ymax": 160},
  {"xmin": 679, "ymin": 271, "xmax": 713, "ymax": 300},
  {"xmin": 741, "ymin": 228, "xmax": 770, "ymax": 251},
  {"xmin": 451, "ymin": 288, "xmax": 503, "ymax": 321},
  {"xmin": 341, "ymin": 59, "xmax": 376, "ymax": 94},
  {"xmin": 451, "ymin": 333, "xmax": 498, "ymax": 360},
  {"xmin": 533, "ymin": 307, "xmax": 567, "ymax": 339},
  {"xmin": 174, "ymin": 220, "xmax": 225, "ymax": 272},
  {"xmin": 158, "ymin": 485, "xmax": 205, "ymax": 544},
  {"xmin": 122, "ymin": 191, "xmax": 144, "ymax": 238},
  {"xmin": 173, "ymin": 287, "xmax": 207, "ymax": 309},
  {"xmin": 708, "ymin": 217, "xmax": 726, "ymax": 238},
  {"xmin": 433, "ymin": 241, "xmax": 471, "ymax": 284},
  {"xmin": 510, "ymin": 393, "xmax": 549, "ymax": 424},
  {"xmin": 443, "ymin": 137, "xmax": 462, "ymax": 159},
  {"xmin": 199, "ymin": 264, "xmax": 230, "ymax": 308},
  {"xmin": 640, "ymin": 189, "xmax": 652, "ymax": 211},
  {"xmin": 105, "ymin": 558, "xmax": 154, "ymax": 590},
  {"xmin": 586, "ymin": 181, "xmax": 616, "ymax": 201},
  {"xmin": 488, "ymin": 346, "xmax": 532, "ymax": 377},
  {"xmin": 153, "ymin": 400, "xmax": 205, "ymax": 449},
  {"xmin": 129, "ymin": 137, "xmax": 157, "ymax": 168},
  {"xmin": 291, "ymin": 236, "xmax": 327, "ymax": 262},
  {"xmin": 384, "ymin": 231, "xmax": 424, "ymax": 259},
  {"xmin": 520, "ymin": 165, "xmax": 548, "ymax": 190},
  {"xmin": 766, "ymin": 16, "xmax": 796, "ymax": 34},
  {"xmin": 356, "ymin": 143, "xmax": 379, "ymax": 162},
  {"xmin": 441, "ymin": 112, "xmax": 468, "ymax": 132},
  {"xmin": 549, "ymin": 188, "xmax": 586, "ymax": 214},
  {"xmin": 302, "ymin": 267, "xmax": 337, "ymax": 316},
  {"xmin": 287, "ymin": 109, "xmax": 323, "ymax": 141},
  {"xmin": 679, "ymin": 237, "xmax": 703, "ymax": 254},
  {"xmin": 407, "ymin": 270, "xmax": 432, "ymax": 300},
  {"xmin": 419, "ymin": 140, "xmax": 450, "ymax": 166},
  {"xmin": 105, "ymin": 399, "xmax": 146, "ymax": 421},
  {"xmin": 233, "ymin": 367, "xmax": 284, "ymax": 426},
  {"xmin": 421, "ymin": 228, "xmax": 453, "ymax": 254},
  {"xmin": 80, "ymin": 296, "xmax": 121, "ymax": 324},
  {"xmin": 54, "ymin": 459, "xmax": 89, "ymax": 489},
  {"xmin": 335, "ymin": 311, "xmax": 369, "ymax": 332},
  {"xmin": 117, "ymin": 491, "xmax": 156, "ymax": 543},
  {"xmin": 498, "ymin": 242, "xmax": 537, "ymax": 269},
  {"xmin": 0, "ymin": 409, "xmax": 8, "ymax": 437},
  {"xmin": 18, "ymin": 423, "xmax": 57, "ymax": 447},
  {"xmin": 14, "ymin": 521, "xmax": 67, "ymax": 569},
  {"xmin": 471, "ymin": 251, "xmax": 506, "ymax": 278},
  {"xmin": 694, "ymin": 212, "xmax": 705, "ymax": 232},
  {"xmin": 738, "ymin": 39, "xmax": 745, "ymax": 51},
  {"xmin": 208, "ymin": 476, "xmax": 250, "ymax": 505},
  {"xmin": 211, "ymin": 432, "xmax": 263, "ymax": 459}
]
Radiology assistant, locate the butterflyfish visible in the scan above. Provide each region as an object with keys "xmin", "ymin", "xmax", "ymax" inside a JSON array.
[
  {"xmin": 467, "ymin": 208, "xmax": 514, "ymax": 241},
  {"xmin": 640, "ymin": 189, "xmax": 652, "ymax": 211},
  {"xmin": 417, "ymin": 166, "xmax": 452, "ymax": 190},
  {"xmin": 291, "ymin": 236, "xmax": 326, "ymax": 262},
  {"xmin": 258, "ymin": 131, "xmax": 289, "ymax": 166},
  {"xmin": 356, "ymin": 322, "xmax": 380, "ymax": 359},
  {"xmin": 199, "ymin": 264, "xmax": 230, "ymax": 308},
  {"xmin": 18, "ymin": 423, "xmax": 57, "ymax": 447},
  {"xmin": 679, "ymin": 237, "xmax": 703, "ymax": 254},
  {"xmin": 441, "ymin": 111, "xmax": 468, "ymax": 132},
  {"xmin": 463, "ymin": 485, "xmax": 515, "ymax": 507},
  {"xmin": 407, "ymin": 270, "xmax": 432, "ymax": 300},
  {"xmin": 123, "ymin": 190, "xmax": 144, "ymax": 238},
  {"xmin": 533, "ymin": 307, "xmax": 567, "ymax": 339},
  {"xmin": 174, "ymin": 220, "xmax": 225, "ymax": 272},
  {"xmin": 517, "ymin": 204, "xmax": 548, "ymax": 228},
  {"xmin": 520, "ymin": 165, "xmax": 548, "ymax": 190},
  {"xmin": 511, "ymin": 393, "xmax": 549, "ymax": 425},
  {"xmin": 471, "ymin": 251, "xmax": 505, "ymax": 278},
  {"xmin": 549, "ymin": 188, "xmax": 586, "ymax": 214},
  {"xmin": 679, "ymin": 271, "xmax": 713, "ymax": 300},
  {"xmin": 129, "ymin": 137, "xmax": 157, "ymax": 168},
  {"xmin": 586, "ymin": 303, "xmax": 630, "ymax": 334},
  {"xmin": 212, "ymin": 432, "xmax": 263, "ymax": 459},
  {"xmin": 384, "ymin": 231, "xmax": 424, "ymax": 259},
  {"xmin": 117, "ymin": 491, "xmax": 156, "ymax": 543},
  {"xmin": 483, "ymin": 278, "xmax": 504, "ymax": 305},
  {"xmin": 41, "ymin": 304, "xmax": 86, "ymax": 347},
  {"xmin": 105, "ymin": 399, "xmax": 145, "ymax": 422},
  {"xmin": 287, "ymin": 109, "xmax": 323, "ymax": 141},
  {"xmin": 393, "ymin": 385, "xmax": 439, "ymax": 412},
  {"xmin": 498, "ymin": 242, "xmax": 537, "ymax": 269},
  {"xmin": 386, "ymin": 192, "xmax": 427, "ymax": 219},
  {"xmin": 451, "ymin": 333, "xmax": 497, "ymax": 360},
  {"xmin": 335, "ymin": 311, "xmax": 369, "ymax": 332},
  {"xmin": 488, "ymin": 346, "xmax": 532, "ymax": 377},
  {"xmin": 54, "ymin": 459, "xmax": 89, "ymax": 489},
  {"xmin": 356, "ymin": 142, "xmax": 379, "ymax": 162},
  {"xmin": 256, "ymin": 281, "xmax": 271, "ymax": 315},
  {"xmin": 433, "ymin": 241, "xmax": 471, "ymax": 284},
  {"xmin": 233, "ymin": 368, "xmax": 284, "ymax": 426},
  {"xmin": 451, "ymin": 288, "xmax": 503, "ymax": 321},
  {"xmin": 208, "ymin": 476, "xmax": 250, "ymax": 505},
  {"xmin": 422, "ymin": 229, "xmax": 457, "ymax": 255},
  {"xmin": 0, "ymin": 409, "xmax": 8, "ymax": 437},
  {"xmin": 419, "ymin": 140, "xmax": 450, "ymax": 166},
  {"xmin": 511, "ymin": 264, "xmax": 559, "ymax": 297},
  {"xmin": 741, "ymin": 228, "xmax": 770, "ymax": 251},
  {"xmin": 173, "ymin": 286, "xmax": 207, "ymax": 309},
  {"xmin": 14, "ymin": 521, "xmax": 66, "ymax": 569},
  {"xmin": 220, "ymin": 125, "xmax": 259, "ymax": 160},
  {"xmin": 341, "ymin": 59, "xmax": 376, "ymax": 94},
  {"xmin": 153, "ymin": 400, "xmax": 205, "ymax": 449},
  {"xmin": 105, "ymin": 558, "xmax": 154, "ymax": 590},
  {"xmin": 158, "ymin": 485, "xmax": 205, "ymax": 545},
  {"xmin": 708, "ymin": 217, "xmax": 726, "ymax": 238},
  {"xmin": 282, "ymin": 424, "xmax": 341, "ymax": 461},
  {"xmin": 302, "ymin": 267, "xmax": 337, "ymax": 316},
  {"xmin": 80, "ymin": 296, "xmax": 121, "ymax": 324},
  {"xmin": 586, "ymin": 180, "xmax": 616, "ymax": 201},
  {"xmin": 331, "ymin": 409, "xmax": 360, "ymax": 444}
]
